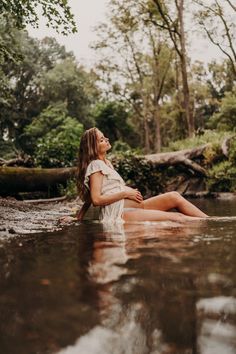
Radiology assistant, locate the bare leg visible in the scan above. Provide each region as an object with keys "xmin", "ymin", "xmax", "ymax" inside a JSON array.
[
  {"xmin": 142, "ymin": 192, "xmax": 208, "ymax": 217},
  {"xmin": 123, "ymin": 208, "xmax": 201, "ymax": 223},
  {"xmin": 124, "ymin": 192, "xmax": 208, "ymax": 218}
]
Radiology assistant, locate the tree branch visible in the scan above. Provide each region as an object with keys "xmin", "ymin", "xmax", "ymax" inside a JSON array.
[{"xmin": 225, "ymin": 0, "xmax": 236, "ymax": 12}]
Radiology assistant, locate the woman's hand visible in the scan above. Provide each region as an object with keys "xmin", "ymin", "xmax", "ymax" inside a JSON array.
[
  {"xmin": 59, "ymin": 215, "xmax": 78, "ymax": 224},
  {"xmin": 123, "ymin": 186, "xmax": 143, "ymax": 203}
]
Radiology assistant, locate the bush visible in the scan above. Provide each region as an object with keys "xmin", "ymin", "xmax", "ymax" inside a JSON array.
[
  {"xmin": 0, "ymin": 139, "xmax": 16, "ymax": 159},
  {"xmin": 166, "ymin": 129, "xmax": 230, "ymax": 152},
  {"xmin": 35, "ymin": 117, "xmax": 83, "ymax": 167},
  {"xmin": 58, "ymin": 178, "xmax": 77, "ymax": 199},
  {"xmin": 207, "ymin": 160, "xmax": 236, "ymax": 192},
  {"xmin": 24, "ymin": 103, "xmax": 83, "ymax": 167},
  {"xmin": 112, "ymin": 140, "xmax": 132, "ymax": 153},
  {"xmin": 208, "ymin": 91, "xmax": 236, "ymax": 131},
  {"xmin": 228, "ymin": 137, "xmax": 236, "ymax": 164},
  {"xmin": 111, "ymin": 151, "xmax": 162, "ymax": 197}
]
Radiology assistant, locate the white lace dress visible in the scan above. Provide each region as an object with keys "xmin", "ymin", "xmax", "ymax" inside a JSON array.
[{"xmin": 84, "ymin": 159, "xmax": 126, "ymax": 223}]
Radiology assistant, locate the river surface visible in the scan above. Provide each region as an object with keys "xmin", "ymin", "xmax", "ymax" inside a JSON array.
[{"xmin": 0, "ymin": 199, "xmax": 236, "ymax": 354}]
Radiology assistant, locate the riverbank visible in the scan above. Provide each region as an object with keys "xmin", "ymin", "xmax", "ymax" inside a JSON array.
[{"xmin": 0, "ymin": 197, "xmax": 83, "ymax": 239}]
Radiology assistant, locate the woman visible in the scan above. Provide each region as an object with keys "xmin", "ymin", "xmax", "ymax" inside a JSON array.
[{"xmin": 73, "ymin": 127, "xmax": 208, "ymax": 223}]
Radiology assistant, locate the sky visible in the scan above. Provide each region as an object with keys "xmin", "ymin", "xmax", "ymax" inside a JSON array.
[
  {"xmin": 28, "ymin": 0, "xmax": 109, "ymax": 67},
  {"xmin": 27, "ymin": 0, "xmax": 224, "ymax": 68}
]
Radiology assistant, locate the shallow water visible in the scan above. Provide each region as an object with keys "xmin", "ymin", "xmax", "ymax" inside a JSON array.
[{"xmin": 1, "ymin": 199, "xmax": 236, "ymax": 354}]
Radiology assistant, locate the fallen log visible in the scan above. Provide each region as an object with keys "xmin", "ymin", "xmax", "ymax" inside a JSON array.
[
  {"xmin": 0, "ymin": 166, "xmax": 76, "ymax": 196},
  {"xmin": 0, "ymin": 144, "xmax": 216, "ymax": 196},
  {"xmin": 144, "ymin": 144, "xmax": 210, "ymax": 176}
]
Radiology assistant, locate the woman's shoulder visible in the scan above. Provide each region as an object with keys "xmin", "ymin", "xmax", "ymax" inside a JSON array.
[
  {"xmin": 86, "ymin": 159, "xmax": 110, "ymax": 175},
  {"xmin": 87, "ymin": 159, "xmax": 107, "ymax": 169}
]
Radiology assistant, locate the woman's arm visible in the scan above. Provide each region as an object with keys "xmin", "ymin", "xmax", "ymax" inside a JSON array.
[{"xmin": 90, "ymin": 171, "xmax": 143, "ymax": 206}]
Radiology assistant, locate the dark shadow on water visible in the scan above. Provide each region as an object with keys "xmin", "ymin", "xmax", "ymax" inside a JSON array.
[{"xmin": 1, "ymin": 200, "xmax": 236, "ymax": 353}]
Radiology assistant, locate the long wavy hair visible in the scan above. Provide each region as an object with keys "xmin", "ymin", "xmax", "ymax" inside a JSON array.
[{"xmin": 77, "ymin": 127, "xmax": 99, "ymax": 201}]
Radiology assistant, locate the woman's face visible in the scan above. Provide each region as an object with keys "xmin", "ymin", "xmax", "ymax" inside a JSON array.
[{"xmin": 96, "ymin": 130, "xmax": 111, "ymax": 155}]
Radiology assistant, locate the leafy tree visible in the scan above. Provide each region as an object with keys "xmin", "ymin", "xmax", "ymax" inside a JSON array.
[
  {"xmin": 149, "ymin": 0, "xmax": 195, "ymax": 137},
  {"xmin": 207, "ymin": 59, "xmax": 236, "ymax": 99},
  {"xmin": 94, "ymin": 0, "xmax": 174, "ymax": 152},
  {"xmin": 0, "ymin": 28, "xmax": 73, "ymax": 147},
  {"xmin": 92, "ymin": 101, "xmax": 139, "ymax": 147},
  {"xmin": 0, "ymin": 27, "xmax": 99, "ymax": 154},
  {"xmin": 208, "ymin": 90, "xmax": 236, "ymax": 131},
  {"xmin": 0, "ymin": 0, "xmax": 77, "ymax": 63},
  {"xmin": 0, "ymin": 0, "xmax": 76, "ymax": 33},
  {"xmin": 194, "ymin": 0, "xmax": 236, "ymax": 78},
  {"xmin": 24, "ymin": 103, "xmax": 83, "ymax": 167},
  {"xmin": 40, "ymin": 58, "xmax": 99, "ymax": 128}
]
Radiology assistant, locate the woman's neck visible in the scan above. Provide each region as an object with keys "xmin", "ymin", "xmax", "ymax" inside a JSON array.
[{"xmin": 98, "ymin": 153, "xmax": 106, "ymax": 161}]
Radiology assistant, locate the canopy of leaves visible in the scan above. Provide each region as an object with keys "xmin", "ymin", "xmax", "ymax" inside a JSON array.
[
  {"xmin": 0, "ymin": 0, "xmax": 77, "ymax": 34},
  {"xmin": 0, "ymin": 26, "xmax": 99, "ymax": 154}
]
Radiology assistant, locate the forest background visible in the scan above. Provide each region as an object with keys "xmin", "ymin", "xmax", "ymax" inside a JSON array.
[{"xmin": 0, "ymin": 0, "xmax": 236, "ymax": 196}]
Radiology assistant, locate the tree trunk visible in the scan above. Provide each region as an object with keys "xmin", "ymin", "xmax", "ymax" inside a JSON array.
[
  {"xmin": 143, "ymin": 95, "xmax": 151, "ymax": 153},
  {"xmin": 154, "ymin": 105, "xmax": 161, "ymax": 152},
  {"xmin": 144, "ymin": 117, "xmax": 150, "ymax": 153},
  {"xmin": 152, "ymin": 0, "xmax": 195, "ymax": 137},
  {"xmin": 178, "ymin": 0, "xmax": 195, "ymax": 137},
  {"xmin": 0, "ymin": 166, "xmax": 76, "ymax": 196}
]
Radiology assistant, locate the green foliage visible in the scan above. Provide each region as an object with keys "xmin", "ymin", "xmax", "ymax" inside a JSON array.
[
  {"xmin": 207, "ymin": 60, "xmax": 235, "ymax": 99},
  {"xmin": 207, "ymin": 161, "xmax": 236, "ymax": 192},
  {"xmin": 26, "ymin": 102, "xmax": 64, "ymax": 132},
  {"xmin": 111, "ymin": 152, "xmax": 162, "ymax": 197},
  {"xmin": 0, "ymin": 0, "xmax": 77, "ymax": 65},
  {"xmin": 0, "ymin": 0, "xmax": 77, "ymax": 34},
  {"xmin": 25, "ymin": 103, "xmax": 83, "ymax": 167},
  {"xmin": 58, "ymin": 178, "xmax": 77, "ymax": 199},
  {"xmin": 0, "ymin": 139, "xmax": 16, "ymax": 159},
  {"xmin": 208, "ymin": 91, "xmax": 236, "ymax": 131},
  {"xmin": 166, "ymin": 130, "xmax": 230, "ymax": 151},
  {"xmin": 160, "ymin": 99, "xmax": 187, "ymax": 146},
  {"xmin": 0, "ymin": 26, "xmax": 99, "ymax": 153},
  {"xmin": 206, "ymin": 136, "xmax": 236, "ymax": 192},
  {"xmin": 41, "ymin": 58, "xmax": 98, "ymax": 128},
  {"xmin": 92, "ymin": 101, "xmax": 139, "ymax": 146},
  {"xmin": 112, "ymin": 140, "xmax": 132, "ymax": 153},
  {"xmin": 228, "ymin": 138, "xmax": 236, "ymax": 164}
]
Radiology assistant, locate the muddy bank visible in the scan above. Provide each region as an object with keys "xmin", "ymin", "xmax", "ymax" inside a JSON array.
[{"xmin": 0, "ymin": 197, "xmax": 83, "ymax": 239}]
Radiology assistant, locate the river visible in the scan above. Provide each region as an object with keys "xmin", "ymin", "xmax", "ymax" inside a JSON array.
[{"xmin": 0, "ymin": 198, "xmax": 236, "ymax": 354}]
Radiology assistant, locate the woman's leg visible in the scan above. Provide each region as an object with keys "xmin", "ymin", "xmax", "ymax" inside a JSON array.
[
  {"xmin": 142, "ymin": 192, "xmax": 208, "ymax": 217},
  {"xmin": 124, "ymin": 192, "xmax": 208, "ymax": 217},
  {"xmin": 123, "ymin": 208, "xmax": 200, "ymax": 222}
]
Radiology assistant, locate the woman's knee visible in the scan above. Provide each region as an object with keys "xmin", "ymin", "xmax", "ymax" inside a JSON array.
[{"xmin": 169, "ymin": 191, "xmax": 182, "ymax": 203}]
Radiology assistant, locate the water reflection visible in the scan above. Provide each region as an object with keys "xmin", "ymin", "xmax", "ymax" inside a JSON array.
[
  {"xmin": 58, "ymin": 220, "xmax": 233, "ymax": 354},
  {"xmin": 0, "ymin": 211, "xmax": 236, "ymax": 353}
]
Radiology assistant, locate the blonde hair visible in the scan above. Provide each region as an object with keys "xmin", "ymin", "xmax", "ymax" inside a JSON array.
[{"xmin": 77, "ymin": 127, "xmax": 99, "ymax": 201}]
